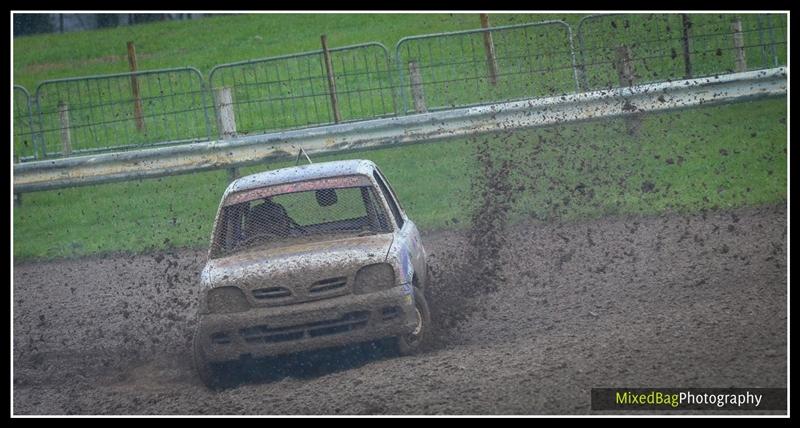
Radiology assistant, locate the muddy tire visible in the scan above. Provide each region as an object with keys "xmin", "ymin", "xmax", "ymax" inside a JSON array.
[
  {"xmin": 396, "ymin": 287, "xmax": 431, "ymax": 356},
  {"xmin": 193, "ymin": 326, "xmax": 225, "ymax": 390}
]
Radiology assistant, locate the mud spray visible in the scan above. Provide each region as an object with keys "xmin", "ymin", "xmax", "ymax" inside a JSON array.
[
  {"xmin": 465, "ymin": 131, "xmax": 518, "ymax": 293},
  {"xmin": 425, "ymin": 116, "xmax": 642, "ymax": 344},
  {"xmin": 423, "ymin": 129, "xmax": 527, "ymax": 347}
]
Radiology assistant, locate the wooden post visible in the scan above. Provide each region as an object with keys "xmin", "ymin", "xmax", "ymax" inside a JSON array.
[
  {"xmin": 731, "ymin": 19, "xmax": 747, "ymax": 72},
  {"xmin": 681, "ymin": 14, "xmax": 693, "ymax": 78},
  {"xmin": 320, "ymin": 35, "xmax": 342, "ymax": 123},
  {"xmin": 214, "ymin": 86, "xmax": 239, "ymax": 182},
  {"xmin": 214, "ymin": 87, "xmax": 237, "ymax": 139},
  {"xmin": 408, "ymin": 61, "xmax": 427, "ymax": 113},
  {"xmin": 480, "ymin": 13, "xmax": 499, "ymax": 86},
  {"xmin": 615, "ymin": 45, "xmax": 641, "ymax": 136},
  {"xmin": 615, "ymin": 45, "xmax": 636, "ymax": 87},
  {"xmin": 127, "ymin": 41, "xmax": 146, "ymax": 132},
  {"xmin": 58, "ymin": 101, "xmax": 72, "ymax": 157}
]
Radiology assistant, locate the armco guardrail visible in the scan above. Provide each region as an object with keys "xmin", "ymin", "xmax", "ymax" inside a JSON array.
[{"xmin": 13, "ymin": 67, "xmax": 786, "ymax": 194}]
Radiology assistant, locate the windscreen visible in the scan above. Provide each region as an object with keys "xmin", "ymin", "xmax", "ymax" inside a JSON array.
[{"xmin": 210, "ymin": 181, "xmax": 391, "ymax": 258}]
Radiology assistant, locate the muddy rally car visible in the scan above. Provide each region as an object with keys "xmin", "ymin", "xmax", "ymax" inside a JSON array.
[{"xmin": 193, "ymin": 159, "xmax": 431, "ymax": 387}]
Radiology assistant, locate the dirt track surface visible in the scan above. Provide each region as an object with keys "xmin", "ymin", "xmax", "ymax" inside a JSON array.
[{"xmin": 13, "ymin": 204, "xmax": 787, "ymax": 415}]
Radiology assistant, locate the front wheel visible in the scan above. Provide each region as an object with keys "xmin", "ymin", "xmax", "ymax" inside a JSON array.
[
  {"xmin": 193, "ymin": 326, "xmax": 228, "ymax": 389},
  {"xmin": 396, "ymin": 287, "xmax": 431, "ymax": 356}
]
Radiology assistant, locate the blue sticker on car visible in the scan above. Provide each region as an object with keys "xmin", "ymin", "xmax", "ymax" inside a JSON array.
[{"xmin": 399, "ymin": 244, "xmax": 413, "ymax": 284}]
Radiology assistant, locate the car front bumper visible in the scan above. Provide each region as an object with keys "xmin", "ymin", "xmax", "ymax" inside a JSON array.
[{"xmin": 195, "ymin": 284, "xmax": 418, "ymax": 363}]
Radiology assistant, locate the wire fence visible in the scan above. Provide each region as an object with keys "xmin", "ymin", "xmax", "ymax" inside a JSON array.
[
  {"xmin": 209, "ymin": 43, "xmax": 395, "ymax": 137},
  {"xmin": 30, "ymin": 67, "xmax": 212, "ymax": 158},
  {"xmin": 13, "ymin": 85, "xmax": 37, "ymax": 163},
  {"xmin": 12, "ymin": 13, "xmax": 787, "ymax": 162},
  {"xmin": 576, "ymin": 13, "xmax": 788, "ymax": 91},
  {"xmin": 395, "ymin": 21, "xmax": 579, "ymax": 113}
]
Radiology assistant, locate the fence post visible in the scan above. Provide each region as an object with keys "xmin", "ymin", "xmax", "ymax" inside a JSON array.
[
  {"xmin": 320, "ymin": 35, "xmax": 342, "ymax": 123},
  {"xmin": 408, "ymin": 61, "xmax": 428, "ymax": 113},
  {"xmin": 615, "ymin": 45, "xmax": 636, "ymax": 87},
  {"xmin": 33, "ymin": 96, "xmax": 47, "ymax": 160},
  {"xmin": 681, "ymin": 14, "xmax": 693, "ymax": 78},
  {"xmin": 58, "ymin": 101, "xmax": 72, "ymax": 157},
  {"xmin": 480, "ymin": 13, "xmax": 499, "ymax": 86},
  {"xmin": 731, "ymin": 19, "xmax": 747, "ymax": 72},
  {"xmin": 127, "ymin": 41, "xmax": 146, "ymax": 133},
  {"xmin": 14, "ymin": 151, "xmax": 21, "ymax": 205},
  {"xmin": 767, "ymin": 14, "xmax": 779, "ymax": 67},
  {"xmin": 214, "ymin": 86, "xmax": 239, "ymax": 182},
  {"xmin": 575, "ymin": 25, "xmax": 590, "ymax": 92},
  {"xmin": 615, "ymin": 45, "xmax": 641, "ymax": 136},
  {"xmin": 214, "ymin": 87, "xmax": 237, "ymax": 139}
]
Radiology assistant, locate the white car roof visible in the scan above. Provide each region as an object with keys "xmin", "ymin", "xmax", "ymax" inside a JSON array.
[{"xmin": 226, "ymin": 159, "xmax": 378, "ymax": 195}]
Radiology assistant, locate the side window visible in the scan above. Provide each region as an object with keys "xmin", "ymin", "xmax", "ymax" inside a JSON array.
[{"xmin": 373, "ymin": 170, "xmax": 404, "ymax": 229}]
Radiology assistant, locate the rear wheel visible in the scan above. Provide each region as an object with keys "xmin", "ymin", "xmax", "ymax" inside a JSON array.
[{"xmin": 396, "ymin": 286, "xmax": 431, "ymax": 355}]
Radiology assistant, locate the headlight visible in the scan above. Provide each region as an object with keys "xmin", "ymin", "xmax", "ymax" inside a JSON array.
[
  {"xmin": 353, "ymin": 263, "xmax": 396, "ymax": 294},
  {"xmin": 206, "ymin": 286, "xmax": 249, "ymax": 313}
]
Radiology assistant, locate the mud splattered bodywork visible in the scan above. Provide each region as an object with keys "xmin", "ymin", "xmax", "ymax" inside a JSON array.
[{"xmin": 194, "ymin": 160, "xmax": 429, "ymax": 377}]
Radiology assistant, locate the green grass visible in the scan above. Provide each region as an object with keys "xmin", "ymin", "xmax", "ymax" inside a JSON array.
[
  {"xmin": 499, "ymin": 98, "xmax": 787, "ymax": 222},
  {"xmin": 13, "ymin": 97, "xmax": 787, "ymax": 260}
]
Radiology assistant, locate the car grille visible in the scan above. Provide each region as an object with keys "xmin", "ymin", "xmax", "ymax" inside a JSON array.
[
  {"xmin": 309, "ymin": 276, "xmax": 348, "ymax": 294},
  {"xmin": 239, "ymin": 311, "xmax": 370, "ymax": 344},
  {"xmin": 250, "ymin": 277, "xmax": 349, "ymax": 303},
  {"xmin": 251, "ymin": 286, "xmax": 292, "ymax": 299}
]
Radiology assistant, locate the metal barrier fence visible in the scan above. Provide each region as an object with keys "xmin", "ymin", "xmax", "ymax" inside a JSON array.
[
  {"xmin": 32, "ymin": 67, "xmax": 212, "ymax": 158},
  {"xmin": 209, "ymin": 43, "xmax": 396, "ymax": 137},
  {"xmin": 13, "ymin": 85, "xmax": 37, "ymax": 162},
  {"xmin": 395, "ymin": 21, "xmax": 579, "ymax": 114},
  {"xmin": 576, "ymin": 13, "xmax": 788, "ymax": 91},
  {"xmin": 11, "ymin": 14, "xmax": 788, "ymax": 164}
]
